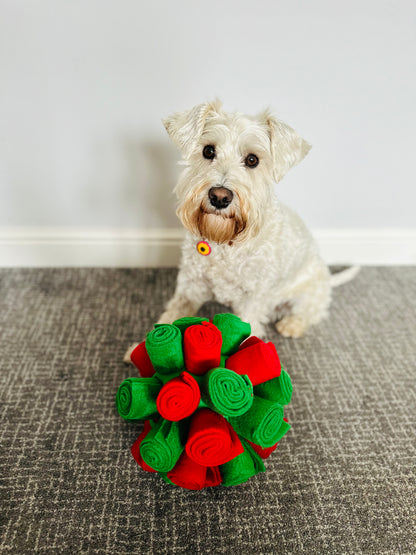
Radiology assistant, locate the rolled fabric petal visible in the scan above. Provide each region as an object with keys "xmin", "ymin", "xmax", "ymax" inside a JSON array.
[
  {"xmin": 229, "ymin": 396, "xmax": 284, "ymax": 448},
  {"xmin": 205, "ymin": 466, "xmax": 222, "ymax": 487},
  {"xmin": 212, "ymin": 313, "xmax": 251, "ymax": 355},
  {"xmin": 253, "ymin": 369, "xmax": 293, "ymax": 405},
  {"xmin": 220, "ymin": 440, "xmax": 265, "ymax": 486},
  {"xmin": 173, "ymin": 316, "xmax": 209, "ymax": 334},
  {"xmin": 183, "ymin": 322, "xmax": 222, "ymax": 375},
  {"xmin": 140, "ymin": 418, "xmax": 186, "ymax": 472},
  {"xmin": 116, "ymin": 377, "xmax": 161, "ymax": 420},
  {"xmin": 226, "ymin": 341, "xmax": 281, "ymax": 386},
  {"xmin": 156, "ymin": 371, "xmax": 201, "ymax": 421},
  {"xmin": 238, "ymin": 336, "xmax": 263, "ymax": 350},
  {"xmin": 167, "ymin": 451, "xmax": 206, "ymax": 490},
  {"xmin": 145, "ymin": 324, "xmax": 184, "ymax": 375},
  {"xmin": 246, "ymin": 419, "xmax": 289, "ymax": 459},
  {"xmin": 199, "ymin": 367, "xmax": 253, "ymax": 417},
  {"xmin": 130, "ymin": 341, "xmax": 155, "ymax": 377},
  {"xmin": 220, "ymin": 354, "xmax": 228, "ymax": 367},
  {"xmin": 186, "ymin": 408, "xmax": 244, "ymax": 466},
  {"xmin": 167, "ymin": 451, "xmax": 222, "ymax": 490},
  {"xmin": 274, "ymin": 417, "xmax": 291, "ymax": 443},
  {"xmin": 159, "ymin": 472, "xmax": 175, "ymax": 485},
  {"xmin": 246, "ymin": 440, "xmax": 278, "ymax": 459},
  {"xmin": 131, "ymin": 421, "xmax": 157, "ymax": 472}
]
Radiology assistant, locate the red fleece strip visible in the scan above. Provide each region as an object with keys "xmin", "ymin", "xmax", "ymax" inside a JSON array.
[
  {"xmin": 238, "ymin": 336, "xmax": 263, "ymax": 350},
  {"xmin": 183, "ymin": 322, "xmax": 222, "ymax": 375},
  {"xmin": 156, "ymin": 371, "xmax": 201, "ymax": 421},
  {"xmin": 131, "ymin": 421, "xmax": 157, "ymax": 472},
  {"xmin": 186, "ymin": 408, "xmax": 244, "ymax": 466},
  {"xmin": 246, "ymin": 440, "xmax": 278, "ymax": 459},
  {"xmin": 205, "ymin": 465, "xmax": 223, "ymax": 487},
  {"xmin": 226, "ymin": 341, "xmax": 281, "ymax": 385},
  {"xmin": 130, "ymin": 341, "xmax": 156, "ymax": 377},
  {"xmin": 167, "ymin": 451, "xmax": 222, "ymax": 490}
]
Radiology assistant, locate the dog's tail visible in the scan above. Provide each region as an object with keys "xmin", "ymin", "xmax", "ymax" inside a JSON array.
[{"xmin": 330, "ymin": 265, "xmax": 361, "ymax": 287}]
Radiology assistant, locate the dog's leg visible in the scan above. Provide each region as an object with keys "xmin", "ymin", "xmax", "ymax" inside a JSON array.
[
  {"xmin": 124, "ymin": 275, "xmax": 212, "ymax": 364},
  {"xmin": 242, "ymin": 318, "xmax": 268, "ymax": 339},
  {"xmin": 158, "ymin": 276, "xmax": 212, "ymax": 324},
  {"xmin": 275, "ymin": 276, "xmax": 331, "ymax": 338},
  {"xmin": 157, "ymin": 293, "xmax": 202, "ymax": 324},
  {"xmin": 123, "ymin": 342, "xmax": 141, "ymax": 363},
  {"xmin": 232, "ymin": 297, "xmax": 270, "ymax": 339}
]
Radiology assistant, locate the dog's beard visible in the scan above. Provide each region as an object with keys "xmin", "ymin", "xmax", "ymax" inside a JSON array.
[
  {"xmin": 196, "ymin": 209, "xmax": 246, "ymax": 244},
  {"xmin": 177, "ymin": 193, "xmax": 247, "ymax": 244}
]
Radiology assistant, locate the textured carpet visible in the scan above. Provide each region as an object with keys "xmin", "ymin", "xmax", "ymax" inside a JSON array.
[{"xmin": 0, "ymin": 267, "xmax": 415, "ymax": 554}]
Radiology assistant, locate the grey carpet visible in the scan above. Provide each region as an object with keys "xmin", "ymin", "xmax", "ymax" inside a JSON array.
[{"xmin": 0, "ymin": 267, "xmax": 415, "ymax": 554}]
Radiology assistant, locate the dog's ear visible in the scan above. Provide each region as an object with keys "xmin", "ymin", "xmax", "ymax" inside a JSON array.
[
  {"xmin": 163, "ymin": 100, "xmax": 222, "ymax": 157},
  {"xmin": 259, "ymin": 110, "xmax": 311, "ymax": 183}
]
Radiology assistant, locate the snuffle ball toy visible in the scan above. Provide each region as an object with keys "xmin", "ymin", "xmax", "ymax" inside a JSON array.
[{"xmin": 116, "ymin": 314, "xmax": 293, "ymax": 490}]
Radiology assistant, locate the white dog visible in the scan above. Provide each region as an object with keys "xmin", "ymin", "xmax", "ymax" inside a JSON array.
[{"xmin": 125, "ymin": 100, "xmax": 358, "ymax": 361}]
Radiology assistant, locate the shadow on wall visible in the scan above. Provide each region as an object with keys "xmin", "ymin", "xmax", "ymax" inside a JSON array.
[{"xmin": 120, "ymin": 136, "xmax": 180, "ymax": 228}]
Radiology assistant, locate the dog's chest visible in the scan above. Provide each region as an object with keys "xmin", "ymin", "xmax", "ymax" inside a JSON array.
[{"xmin": 194, "ymin": 243, "xmax": 260, "ymax": 305}]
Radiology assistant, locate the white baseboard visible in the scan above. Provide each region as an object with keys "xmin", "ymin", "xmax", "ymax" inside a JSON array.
[
  {"xmin": 0, "ymin": 227, "xmax": 415, "ymax": 267},
  {"xmin": 314, "ymin": 229, "xmax": 416, "ymax": 266}
]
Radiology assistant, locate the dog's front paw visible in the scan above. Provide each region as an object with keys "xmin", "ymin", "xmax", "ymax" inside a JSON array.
[
  {"xmin": 248, "ymin": 321, "xmax": 267, "ymax": 339},
  {"xmin": 276, "ymin": 315, "xmax": 306, "ymax": 338},
  {"xmin": 123, "ymin": 342, "xmax": 139, "ymax": 364},
  {"xmin": 157, "ymin": 311, "xmax": 177, "ymax": 325}
]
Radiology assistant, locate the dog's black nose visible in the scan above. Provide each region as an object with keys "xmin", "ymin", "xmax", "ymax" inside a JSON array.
[{"xmin": 208, "ymin": 187, "xmax": 233, "ymax": 210}]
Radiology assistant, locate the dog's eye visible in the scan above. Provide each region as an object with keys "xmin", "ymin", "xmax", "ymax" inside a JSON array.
[
  {"xmin": 203, "ymin": 145, "xmax": 216, "ymax": 160},
  {"xmin": 245, "ymin": 154, "xmax": 259, "ymax": 168}
]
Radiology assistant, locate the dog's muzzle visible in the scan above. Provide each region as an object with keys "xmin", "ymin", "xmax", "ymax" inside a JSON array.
[{"xmin": 208, "ymin": 186, "xmax": 233, "ymax": 210}]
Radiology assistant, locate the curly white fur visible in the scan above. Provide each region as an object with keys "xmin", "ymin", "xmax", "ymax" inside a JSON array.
[{"xmin": 124, "ymin": 100, "xmax": 357, "ymax": 361}]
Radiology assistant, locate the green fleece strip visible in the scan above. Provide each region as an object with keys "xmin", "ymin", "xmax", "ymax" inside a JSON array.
[
  {"xmin": 158, "ymin": 472, "xmax": 175, "ymax": 485},
  {"xmin": 116, "ymin": 377, "xmax": 161, "ymax": 420},
  {"xmin": 253, "ymin": 369, "xmax": 293, "ymax": 405},
  {"xmin": 220, "ymin": 354, "xmax": 228, "ymax": 367},
  {"xmin": 172, "ymin": 316, "xmax": 209, "ymax": 334},
  {"xmin": 145, "ymin": 324, "xmax": 184, "ymax": 375},
  {"xmin": 212, "ymin": 313, "xmax": 251, "ymax": 355},
  {"xmin": 275, "ymin": 418, "xmax": 291, "ymax": 442},
  {"xmin": 140, "ymin": 418, "xmax": 186, "ymax": 473},
  {"xmin": 199, "ymin": 367, "xmax": 253, "ymax": 417},
  {"xmin": 229, "ymin": 396, "xmax": 284, "ymax": 448},
  {"xmin": 220, "ymin": 440, "xmax": 265, "ymax": 486}
]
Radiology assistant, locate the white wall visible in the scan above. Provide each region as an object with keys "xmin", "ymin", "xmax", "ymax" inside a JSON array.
[{"xmin": 1, "ymin": 0, "xmax": 415, "ymax": 265}]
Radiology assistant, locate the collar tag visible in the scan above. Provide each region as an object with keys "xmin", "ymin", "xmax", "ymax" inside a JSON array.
[{"xmin": 197, "ymin": 241, "xmax": 211, "ymax": 256}]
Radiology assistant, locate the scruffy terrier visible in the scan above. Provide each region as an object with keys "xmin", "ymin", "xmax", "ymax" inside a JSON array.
[{"xmin": 125, "ymin": 100, "xmax": 358, "ymax": 361}]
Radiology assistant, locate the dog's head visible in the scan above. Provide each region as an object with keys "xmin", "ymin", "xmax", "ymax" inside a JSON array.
[{"xmin": 164, "ymin": 100, "xmax": 310, "ymax": 244}]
